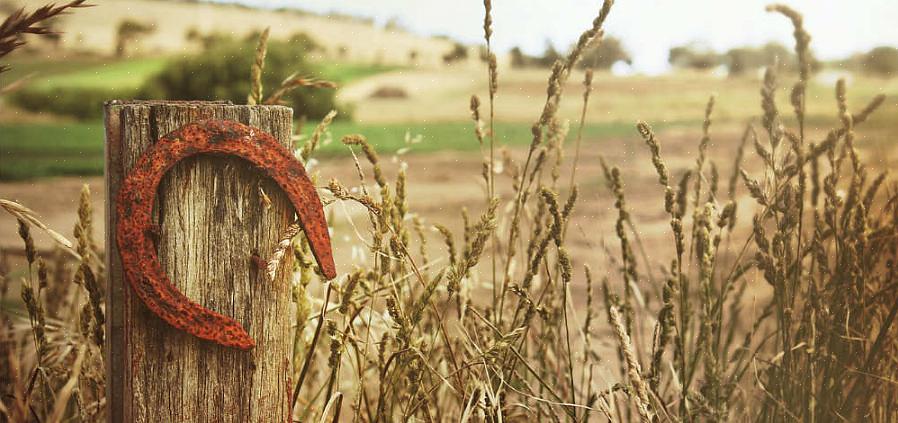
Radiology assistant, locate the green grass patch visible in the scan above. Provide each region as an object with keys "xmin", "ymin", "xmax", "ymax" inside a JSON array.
[
  {"xmin": 2, "ymin": 56, "xmax": 168, "ymax": 92},
  {"xmin": 318, "ymin": 63, "xmax": 401, "ymax": 84},
  {"xmin": 305, "ymin": 120, "xmax": 654, "ymax": 156},
  {"xmin": 1, "ymin": 56, "xmax": 111, "ymax": 86},
  {"xmin": 0, "ymin": 119, "xmax": 688, "ymax": 180},
  {"xmin": 31, "ymin": 57, "xmax": 170, "ymax": 91},
  {"xmin": 3, "ymin": 55, "xmax": 396, "ymax": 92},
  {"xmin": 0, "ymin": 122, "xmax": 105, "ymax": 180}
]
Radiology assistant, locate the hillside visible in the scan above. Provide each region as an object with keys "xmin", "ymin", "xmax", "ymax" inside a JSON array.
[{"xmin": 9, "ymin": 0, "xmax": 468, "ymax": 68}]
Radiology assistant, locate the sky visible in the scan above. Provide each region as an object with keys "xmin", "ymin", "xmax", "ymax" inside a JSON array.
[{"xmin": 218, "ymin": 0, "xmax": 898, "ymax": 74}]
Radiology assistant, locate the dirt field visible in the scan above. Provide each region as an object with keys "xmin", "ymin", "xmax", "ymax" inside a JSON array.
[
  {"xmin": 3, "ymin": 58, "xmax": 895, "ymax": 310},
  {"xmin": 340, "ymin": 67, "xmax": 898, "ymax": 126},
  {"xmin": 0, "ymin": 126, "xmax": 772, "ymax": 295}
]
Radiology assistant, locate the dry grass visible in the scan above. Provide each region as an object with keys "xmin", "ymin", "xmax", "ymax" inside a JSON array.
[
  {"xmin": 1, "ymin": 187, "xmax": 104, "ymax": 422},
  {"xmin": 1, "ymin": 2, "xmax": 897, "ymax": 422},
  {"xmin": 0, "ymin": 0, "xmax": 90, "ymax": 74},
  {"xmin": 11, "ymin": 0, "xmax": 460, "ymax": 68}
]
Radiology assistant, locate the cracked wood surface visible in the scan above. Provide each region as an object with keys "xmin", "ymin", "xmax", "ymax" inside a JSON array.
[{"xmin": 105, "ymin": 101, "xmax": 294, "ymax": 422}]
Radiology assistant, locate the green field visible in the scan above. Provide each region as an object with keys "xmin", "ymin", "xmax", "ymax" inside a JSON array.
[
  {"xmin": 318, "ymin": 63, "xmax": 399, "ymax": 84},
  {"xmin": 3, "ymin": 55, "xmax": 895, "ymax": 180},
  {"xmin": 1, "ymin": 122, "xmax": 106, "ymax": 180},
  {"xmin": 0, "ymin": 119, "xmax": 689, "ymax": 180},
  {"xmin": 1, "ymin": 56, "xmax": 165, "ymax": 91},
  {"xmin": 1, "ymin": 55, "xmax": 396, "ymax": 91},
  {"xmin": 31, "ymin": 57, "xmax": 169, "ymax": 91}
]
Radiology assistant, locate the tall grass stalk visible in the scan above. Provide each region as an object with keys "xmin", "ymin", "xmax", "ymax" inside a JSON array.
[{"xmin": 1, "ymin": 3, "xmax": 896, "ymax": 422}]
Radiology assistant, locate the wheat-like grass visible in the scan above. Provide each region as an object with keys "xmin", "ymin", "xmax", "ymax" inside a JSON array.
[
  {"xmin": 0, "ymin": 0, "xmax": 91, "ymax": 72},
  {"xmin": 609, "ymin": 306, "xmax": 653, "ymax": 422},
  {"xmin": 247, "ymin": 27, "xmax": 270, "ymax": 105},
  {"xmin": 3, "ymin": 2, "xmax": 897, "ymax": 422}
]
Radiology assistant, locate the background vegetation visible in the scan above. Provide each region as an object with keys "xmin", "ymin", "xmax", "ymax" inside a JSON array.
[{"xmin": 1, "ymin": 0, "xmax": 897, "ymax": 422}]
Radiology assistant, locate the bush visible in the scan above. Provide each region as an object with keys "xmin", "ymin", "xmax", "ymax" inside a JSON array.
[
  {"xmin": 669, "ymin": 44, "xmax": 721, "ymax": 70},
  {"xmin": 578, "ymin": 35, "xmax": 631, "ymax": 69},
  {"xmin": 442, "ymin": 42, "xmax": 468, "ymax": 64},
  {"xmin": 863, "ymin": 46, "xmax": 898, "ymax": 76},
  {"xmin": 369, "ymin": 85, "xmax": 408, "ymax": 99},
  {"xmin": 139, "ymin": 40, "xmax": 345, "ymax": 120},
  {"xmin": 509, "ymin": 46, "xmax": 528, "ymax": 68},
  {"xmin": 115, "ymin": 19, "xmax": 155, "ymax": 57},
  {"xmin": 725, "ymin": 42, "xmax": 797, "ymax": 76},
  {"xmin": 535, "ymin": 41, "xmax": 563, "ymax": 67},
  {"xmin": 508, "ymin": 42, "xmax": 566, "ymax": 69},
  {"xmin": 10, "ymin": 86, "xmax": 126, "ymax": 120}
]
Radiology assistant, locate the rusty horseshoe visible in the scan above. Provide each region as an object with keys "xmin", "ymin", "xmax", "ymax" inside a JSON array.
[{"xmin": 116, "ymin": 119, "xmax": 336, "ymax": 350}]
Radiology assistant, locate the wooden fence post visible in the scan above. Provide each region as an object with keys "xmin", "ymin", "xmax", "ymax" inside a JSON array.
[{"xmin": 104, "ymin": 101, "xmax": 295, "ymax": 422}]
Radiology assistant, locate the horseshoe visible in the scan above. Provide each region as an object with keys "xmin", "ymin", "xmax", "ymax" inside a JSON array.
[{"xmin": 116, "ymin": 119, "xmax": 336, "ymax": 350}]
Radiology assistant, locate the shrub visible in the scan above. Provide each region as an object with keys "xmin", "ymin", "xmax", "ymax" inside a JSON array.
[
  {"xmin": 10, "ymin": 86, "xmax": 126, "ymax": 120},
  {"xmin": 863, "ymin": 46, "xmax": 898, "ymax": 76},
  {"xmin": 508, "ymin": 41, "xmax": 566, "ymax": 69},
  {"xmin": 288, "ymin": 31, "xmax": 322, "ymax": 53},
  {"xmin": 535, "ymin": 40, "xmax": 563, "ymax": 67},
  {"xmin": 368, "ymin": 85, "xmax": 407, "ymax": 99},
  {"xmin": 509, "ymin": 46, "xmax": 528, "ymax": 68},
  {"xmin": 442, "ymin": 42, "xmax": 468, "ymax": 64},
  {"xmin": 139, "ymin": 40, "xmax": 345, "ymax": 120},
  {"xmin": 184, "ymin": 28, "xmax": 235, "ymax": 50},
  {"xmin": 2, "ymin": 2, "xmax": 897, "ymax": 422},
  {"xmin": 669, "ymin": 44, "xmax": 721, "ymax": 70},
  {"xmin": 578, "ymin": 35, "xmax": 631, "ymax": 69},
  {"xmin": 725, "ymin": 42, "xmax": 798, "ymax": 76},
  {"xmin": 115, "ymin": 19, "xmax": 155, "ymax": 57}
]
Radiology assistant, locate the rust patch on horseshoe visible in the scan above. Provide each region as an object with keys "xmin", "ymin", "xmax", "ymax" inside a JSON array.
[{"xmin": 116, "ymin": 119, "xmax": 336, "ymax": 350}]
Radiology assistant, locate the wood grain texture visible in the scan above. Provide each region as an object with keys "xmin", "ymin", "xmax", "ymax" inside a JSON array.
[{"xmin": 105, "ymin": 101, "xmax": 295, "ymax": 422}]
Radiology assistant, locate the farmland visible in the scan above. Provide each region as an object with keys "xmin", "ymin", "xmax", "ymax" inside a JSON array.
[
  {"xmin": 3, "ymin": 59, "xmax": 896, "ymax": 180},
  {"xmin": 1, "ymin": 0, "xmax": 897, "ymax": 421}
]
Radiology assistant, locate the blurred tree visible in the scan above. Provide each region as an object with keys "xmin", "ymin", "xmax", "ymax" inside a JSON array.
[
  {"xmin": 383, "ymin": 17, "xmax": 406, "ymax": 32},
  {"xmin": 43, "ymin": 25, "xmax": 61, "ymax": 50},
  {"xmin": 725, "ymin": 47, "xmax": 761, "ymax": 76},
  {"xmin": 288, "ymin": 31, "xmax": 322, "ymax": 52},
  {"xmin": 140, "ymin": 40, "xmax": 344, "ymax": 120},
  {"xmin": 508, "ymin": 42, "xmax": 585, "ymax": 69},
  {"xmin": 478, "ymin": 45, "xmax": 490, "ymax": 63},
  {"xmin": 863, "ymin": 46, "xmax": 898, "ymax": 76},
  {"xmin": 535, "ymin": 40, "xmax": 562, "ymax": 67},
  {"xmin": 669, "ymin": 43, "xmax": 721, "ymax": 70},
  {"xmin": 578, "ymin": 36, "xmax": 631, "ymax": 69},
  {"xmin": 509, "ymin": 46, "xmax": 529, "ymax": 68},
  {"xmin": 724, "ymin": 42, "xmax": 821, "ymax": 76},
  {"xmin": 184, "ymin": 28, "xmax": 234, "ymax": 50},
  {"xmin": 760, "ymin": 42, "xmax": 794, "ymax": 69},
  {"xmin": 115, "ymin": 19, "xmax": 155, "ymax": 57},
  {"xmin": 442, "ymin": 42, "xmax": 468, "ymax": 64},
  {"xmin": 185, "ymin": 26, "xmax": 201, "ymax": 44}
]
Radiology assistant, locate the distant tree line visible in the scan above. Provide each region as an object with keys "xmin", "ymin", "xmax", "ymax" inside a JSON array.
[
  {"xmin": 509, "ymin": 36, "xmax": 631, "ymax": 70},
  {"xmin": 667, "ymin": 41, "xmax": 819, "ymax": 75},
  {"xmin": 668, "ymin": 42, "xmax": 898, "ymax": 77},
  {"xmin": 504, "ymin": 36, "xmax": 898, "ymax": 77},
  {"xmin": 838, "ymin": 46, "xmax": 898, "ymax": 77}
]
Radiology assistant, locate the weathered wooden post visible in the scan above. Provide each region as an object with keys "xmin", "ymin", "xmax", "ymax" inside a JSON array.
[{"xmin": 104, "ymin": 101, "xmax": 321, "ymax": 422}]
